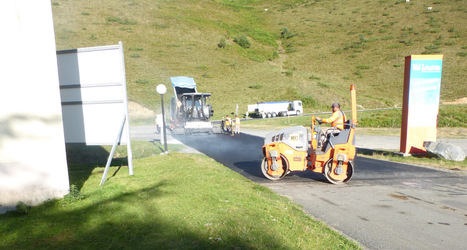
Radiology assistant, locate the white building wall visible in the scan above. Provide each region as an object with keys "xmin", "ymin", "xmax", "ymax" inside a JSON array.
[{"xmin": 0, "ymin": 0, "xmax": 69, "ymax": 210}]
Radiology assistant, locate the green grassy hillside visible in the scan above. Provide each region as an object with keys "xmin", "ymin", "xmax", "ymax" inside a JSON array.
[{"xmin": 52, "ymin": 0, "xmax": 467, "ymax": 119}]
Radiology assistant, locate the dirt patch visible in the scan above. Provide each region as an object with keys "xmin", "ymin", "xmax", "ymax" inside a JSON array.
[
  {"xmin": 442, "ymin": 97, "xmax": 467, "ymax": 105},
  {"xmin": 357, "ymin": 127, "xmax": 467, "ymax": 139},
  {"xmin": 128, "ymin": 101, "xmax": 154, "ymax": 119},
  {"xmin": 437, "ymin": 127, "xmax": 467, "ymax": 139}
]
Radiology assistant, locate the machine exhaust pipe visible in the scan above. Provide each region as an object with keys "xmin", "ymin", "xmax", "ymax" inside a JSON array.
[{"xmin": 350, "ymin": 84, "xmax": 357, "ymax": 126}]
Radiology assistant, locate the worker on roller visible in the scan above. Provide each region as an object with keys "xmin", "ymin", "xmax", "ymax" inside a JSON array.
[{"xmin": 316, "ymin": 102, "xmax": 347, "ymax": 132}]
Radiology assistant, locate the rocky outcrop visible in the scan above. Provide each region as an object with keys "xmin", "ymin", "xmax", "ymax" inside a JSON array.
[{"xmin": 424, "ymin": 141, "xmax": 466, "ymax": 162}]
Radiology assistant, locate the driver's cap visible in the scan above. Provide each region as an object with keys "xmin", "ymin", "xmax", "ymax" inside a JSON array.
[{"xmin": 331, "ymin": 102, "xmax": 340, "ymax": 108}]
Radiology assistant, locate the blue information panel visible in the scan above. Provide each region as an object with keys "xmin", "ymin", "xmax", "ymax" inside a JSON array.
[{"xmin": 407, "ymin": 56, "xmax": 443, "ymax": 127}]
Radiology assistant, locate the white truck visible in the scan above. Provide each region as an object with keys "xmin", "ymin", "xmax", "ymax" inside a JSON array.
[{"xmin": 247, "ymin": 100, "xmax": 303, "ymax": 118}]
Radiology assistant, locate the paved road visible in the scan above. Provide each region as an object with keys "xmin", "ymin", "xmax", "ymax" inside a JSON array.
[{"xmin": 131, "ymin": 126, "xmax": 467, "ymax": 249}]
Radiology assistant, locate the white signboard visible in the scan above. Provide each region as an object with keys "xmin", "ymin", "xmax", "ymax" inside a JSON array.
[{"xmin": 57, "ymin": 42, "xmax": 130, "ymax": 145}]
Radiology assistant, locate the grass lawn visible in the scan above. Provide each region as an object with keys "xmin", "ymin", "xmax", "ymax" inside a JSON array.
[
  {"xmin": 0, "ymin": 142, "xmax": 361, "ymax": 249},
  {"xmin": 52, "ymin": 0, "xmax": 467, "ymax": 117}
]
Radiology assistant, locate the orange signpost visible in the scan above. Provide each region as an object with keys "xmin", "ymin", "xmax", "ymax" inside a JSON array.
[{"xmin": 400, "ymin": 55, "xmax": 443, "ymax": 154}]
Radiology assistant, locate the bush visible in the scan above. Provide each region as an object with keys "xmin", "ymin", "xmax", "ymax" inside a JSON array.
[
  {"xmin": 309, "ymin": 75, "xmax": 321, "ymax": 80},
  {"xmin": 136, "ymin": 79, "xmax": 149, "ymax": 84},
  {"xmin": 15, "ymin": 201, "xmax": 31, "ymax": 214},
  {"xmin": 249, "ymin": 84, "xmax": 262, "ymax": 89},
  {"xmin": 281, "ymin": 27, "xmax": 297, "ymax": 39},
  {"xmin": 302, "ymin": 96, "xmax": 316, "ymax": 107},
  {"xmin": 271, "ymin": 51, "xmax": 279, "ymax": 60},
  {"xmin": 61, "ymin": 185, "xmax": 85, "ymax": 205},
  {"xmin": 218, "ymin": 37, "xmax": 226, "ymax": 48},
  {"xmin": 234, "ymin": 34, "xmax": 250, "ymax": 49},
  {"xmin": 318, "ymin": 82, "xmax": 330, "ymax": 88},
  {"xmin": 356, "ymin": 65, "xmax": 370, "ymax": 70}
]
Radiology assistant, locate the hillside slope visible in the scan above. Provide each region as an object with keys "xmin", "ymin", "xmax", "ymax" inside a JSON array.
[{"xmin": 52, "ymin": 0, "xmax": 467, "ymax": 118}]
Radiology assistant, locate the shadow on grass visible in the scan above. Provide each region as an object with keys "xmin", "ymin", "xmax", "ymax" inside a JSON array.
[
  {"xmin": 65, "ymin": 144, "xmax": 128, "ymax": 190},
  {"xmin": 0, "ymin": 182, "xmax": 291, "ymax": 249}
]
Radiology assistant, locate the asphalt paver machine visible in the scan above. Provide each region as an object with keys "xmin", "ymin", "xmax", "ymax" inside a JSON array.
[
  {"xmin": 261, "ymin": 84, "xmax": 358, "ymax": 184},
  {"xmin": 169, "ymin": 76, "xmax": 221, "ymax": 134}
]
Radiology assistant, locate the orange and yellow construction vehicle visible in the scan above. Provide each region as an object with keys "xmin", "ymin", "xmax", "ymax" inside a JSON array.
[{"xmin": 261, "ymin": 84, "xmax": 358, "ymax": 184}]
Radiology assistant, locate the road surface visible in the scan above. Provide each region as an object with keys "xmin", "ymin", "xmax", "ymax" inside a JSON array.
[{"xmin": 132, "ymin": 126, "xmax": 467, "ymax": 249}]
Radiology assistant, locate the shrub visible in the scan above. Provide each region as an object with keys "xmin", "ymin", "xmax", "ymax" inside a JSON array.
[
  {"xmin": 106, "ymin": 16, "xmax": 121, "ymax": 22},
  {"xmin": 136, "ymin": 79, "xmax": 149, "ymax": 84},
  {"xmin": 218, "ymin": 37, "xmax": 226, "ymax": 48},
  {"xmin": 425, "ymin": 44, "xmax": 440, "ymax": 50},
  {"xmin": 106, "ymin": 16, "xmax": 137, "ymax": 25},
  {"xmin": 302, "ymin": 96, "xmax": 316, "ymax": 107},
  {"xmin": 271, "ymin": 51, "xmax": 279, "ymax": 59},
  {"xmin": 281, "ymin": 27, "xmax": 297, "ymax": 39},
  {"xmin": 356, "ymin": 65, "xmax": 370, "ymax": 70},
  {"xmin": 332, "ymin": 49, "xmax": 343, "ymax": 54},
  {"xmin": 15, "ymin": 201, "xmax": 31, "ymax": 214},
  {"xmin": 61, "ymin": 185, "xmax": 85, "ymax": 205},
  {"xmin": 249, "ymin": 84, "xmax": 262, "ymax": 89},
  {"xmin": 399, "ymin": 39, "xmax": 413, "ymax": 46},
  {"xmin": 234, "ymin": 34, "xmax": 250, "ymax": 48},
  {"xmin": 285, "ymin": 46, "xmax": 297, "ymax": 53},
  {"xmin": 129, "ymin": 47, "xmax": 144, "ymax": 51},
  {"xmin": 309, "ymin": 75, "xmax": 321, "ymax": 80},
  {"xmin": 355, "ymin": 70, "xmax": 363, "ymax": 78},
  {"xmin": 318, "ymin": 82, "xmax": 330, "ymax": 88}
]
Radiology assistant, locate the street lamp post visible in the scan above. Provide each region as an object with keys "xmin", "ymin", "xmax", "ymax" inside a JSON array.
[{"xmin": 156, "ymin": 84, "xmax": 168, "ymax": 154}]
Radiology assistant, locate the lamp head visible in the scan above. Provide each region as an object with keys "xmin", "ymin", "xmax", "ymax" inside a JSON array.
[{"xmin": 156, "ymin": 84, "xmax": 167, "ymax": 94}]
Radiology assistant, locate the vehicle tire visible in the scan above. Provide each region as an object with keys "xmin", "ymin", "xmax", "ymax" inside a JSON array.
[
  {"xmin": 261, "ymin": 156, "xmax": 288, "ymax": 181},
  {"xmin": 296, "ymin": 110, "xmax": 301, "ymax": 116},
  {"xmin": 272, "ymin": 112, "xmax": 277, "ymax": 117},
  {"xmin": 266, "ymin": 113, "xmax": 272, "ymax": 118},
  {"xmin": 323, "ymin": 158, "xmax": 354, "ymax": 184}
]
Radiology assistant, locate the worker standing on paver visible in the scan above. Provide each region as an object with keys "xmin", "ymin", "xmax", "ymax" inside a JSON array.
[
  {"xmin": 235, "ymin": 115, "xmax": 241, "ymax": 134},
  {"xmin": 221, "ymin": 117, "xmax": 225, "ymax": 133},
  {"xmin": 225, "ymin": 115, "xmax": 232, "ymax": 135}
]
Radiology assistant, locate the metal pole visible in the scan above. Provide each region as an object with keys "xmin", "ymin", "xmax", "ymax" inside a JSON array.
[
  {"xmin": 118, "ymin": 41, "xmax": 133, "ymax": 176},
  {"xmin": 161, "ymin": 94, "xmax": 168, "ymax": 153},
  {"xmin": 100, "ymin": 115, "xmax": 126, "ymax": 186}
]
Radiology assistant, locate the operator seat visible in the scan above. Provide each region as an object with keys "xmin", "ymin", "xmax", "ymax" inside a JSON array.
[{"xmin": 319, "ymin": 120, "xmax": 353, "ymax": 154}]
